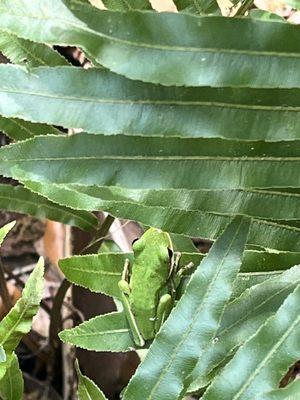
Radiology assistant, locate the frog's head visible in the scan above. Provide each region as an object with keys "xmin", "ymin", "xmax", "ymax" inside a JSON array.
[{"xmin": 132, "ymin": 228, "xmax": 173, "ymax": 263}]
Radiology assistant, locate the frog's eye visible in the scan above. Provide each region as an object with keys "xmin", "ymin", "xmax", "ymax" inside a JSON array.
[
  {"xmin": 132, "ymin": 237, "xmax": 141, "ymax": 251},
  {"xmin": 167, "ymin": 248, "xmax": 173, "ymax": 260}
]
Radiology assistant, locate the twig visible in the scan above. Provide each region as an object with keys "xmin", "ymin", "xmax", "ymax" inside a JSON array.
[
  {"xmin": 0, "ymin": 257, "xmax": 12, "ymax": 313},
  {"xmin": 80, "ymin": 215, "xmax": 116, "ymax": 254},
  {"xmin": 49, "ymin": 279, "xmax": 71, "ymax": 350}
]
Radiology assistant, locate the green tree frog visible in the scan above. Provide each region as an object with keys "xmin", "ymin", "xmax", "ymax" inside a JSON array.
[{"xmin": 118, "ymin": 228, "xmax": 193, "ymax": 347}]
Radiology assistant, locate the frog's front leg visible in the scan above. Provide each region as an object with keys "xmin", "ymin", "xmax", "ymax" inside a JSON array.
[
  {"xmin": 171, "ymin": 252, "xmax": 194, "ymax": 294},
  {"xmin": 118, "ymin": 259, "xmax": 145, "ymax": 347},
  {"xmin": 154, "ymin": 293, "xmax": 173, "ymax": 333},
  {"xmin": 177, "ymin": 261, "xmax": 194, "ymax": 277},
  {"xmin": 173, "ymin": 252, "xmax": 194, "ymax": 276}
]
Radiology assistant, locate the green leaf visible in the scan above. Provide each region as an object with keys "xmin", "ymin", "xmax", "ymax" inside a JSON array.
[
  {"xmin": 237, "ymin": 250, "xmax": 300, "ymax": 273},
  {"xmin": 75, "ymin": 360, "xmax": 108, "ymax": 400},
  {"xmin": 59, "ymin": 253, "xmax": 130, "ymax": 298},
  {"xmin": 101, "ymin": 0, "xmax": 152, "ymax": 10},
  {"xmin": 258, "ymin": 379, "xmax": 300, "ymax": 400},
  {"xmin": 189, "ymin": 265, "xmax": 300, "ymax": 392},
  {"xmin": 5, "ymin": 134, "xmax": 300, "ymax": 250},
  {"xmin": 0, "ymin": 65, "xmax": 300, "ymax": 141},
  {"xmin": 41, "ymin": 184, "xmax": 300, "ymax": 222},
  {"xmin": 18, "ymin": 182, "xmax": 300, "ymax": 246},
  {"xmin": 1, "ymin": 1, "xmax": 299, "ymax": 87},
  {"xmin": 0, "ymin": 353, "xmax": 23, "ymax": 400},
  {"xmin": 99, "ymin": 240, "xmax": 122, "ymax": 253},
  {"xmin": 228, "ymin": 272, "xmax": 279, "ymax": 300},
  {"xmin": 0, "ymin": 258, "xmax": 44, "ymax": 353},
  {"xmin": 0, "ymin": 32, "xmax": 68, "ymax": 67},
  {"xmin": 0, "ymin": 23, "xmax": 67, "ymax": 147},
  {"xmin": 0, "ymin": 258, "xmax": 44, "ymax": 369},
  {"xmin": 19, "ymin": 179, "xmax": 300, "ymax": 253},
  {"xmin": 4, "ymin": 133, "xmax": 300, "ymax": 190},
  {"xmin": 203, "ymin": 282, "xmax": 300, "ymax": 400},
  {"xmin": 123, "ymin": 216, "xmax": 250, "ymax": 399},
  {"xmin": 0, "ymin": 221, "xmax": 16, "ymax": 246},
  {"xmin": 0, "ymin": 133, "xmax": 300, "ymax": 190},
  {"xmin": 60, "ymin": 312, "xmax": 134, "ymax": 352},
  {"xmin": 0, "ymin": 116, "xmax": 61, "ymax": 141},
  {"xmin": 170, "ymin": 233, "xmax": 199, "ymax": 252},
  {"xmin": 0, "ymin": 184, "xmax": 97, "ymax": 231},
  {"xmin": 249, "ymin": 9, "xmax": 285, "ymax": 22},
  {"xmin": 174, "ymin": 0, "xmax": 219, "ymax": 15}
]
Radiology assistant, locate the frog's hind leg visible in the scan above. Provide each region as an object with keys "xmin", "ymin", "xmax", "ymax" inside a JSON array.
[{"xmin": 155, "ymin": 294, "xmax": 173, "ymax": 333}]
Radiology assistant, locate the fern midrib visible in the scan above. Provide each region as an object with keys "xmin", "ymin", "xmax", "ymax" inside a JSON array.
[
  {"xmin": 0, "ymin": 86, "xmax": 298, "ymax": 111},
  {"xmin": 68, "ymin": 328, "xmax": 130, "ymax": 337},
  {"xmin": 65, "ymin": 266, "xmax": 120, "ymax": 276}
]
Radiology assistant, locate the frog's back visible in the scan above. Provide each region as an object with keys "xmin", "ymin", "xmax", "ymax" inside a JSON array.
[{"xmin": 129, "ymin": 228, "xmax": 172, "ymax": 339}]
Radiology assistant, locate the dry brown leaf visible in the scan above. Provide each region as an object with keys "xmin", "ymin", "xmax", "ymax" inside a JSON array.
[{"xmin": 0, "ymin": 282, "xmax": 21, "ymax": 320}]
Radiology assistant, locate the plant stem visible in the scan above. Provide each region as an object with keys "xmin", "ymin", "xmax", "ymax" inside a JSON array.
[
  {"xmin": 234, "ymin": 0, "xmax": 254, "ymax": 16},
  {"xmin": 48, "ymin": 214, "xmax": 115, "ymax": 379},
  {"xmin": 80, "ymin": 214, "xmax": 115, "ymax": 255}
]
